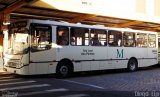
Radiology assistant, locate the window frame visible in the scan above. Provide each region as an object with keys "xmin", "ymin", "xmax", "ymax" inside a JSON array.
[
  {"xmin": 123, "ymin": 32, "xmax": 136, "ymax": 47},
  {"xmin": 90, "ymin": 29, "xmax": 107, "ymax": 46},
  {"xmin": 30, "ymin": 23, "xmax": 52, "ymax": 52},
  {"xmin": 136, "ymin": 33, "xmax": 148, "ymax": 48},
  {"xmin": 148, "ymin": 34, "xmax": 156, "ymax": 48},
  {"xmin": 56, "ymin": 26, "xmax": 69, "ymax": 46},
  {"xmin": 108, "ymin": 30, "xmax": 122, "ymax": 47},
  {"xmin": 70, "ymin": 27, "xmax": 89, "ymax": 46}
]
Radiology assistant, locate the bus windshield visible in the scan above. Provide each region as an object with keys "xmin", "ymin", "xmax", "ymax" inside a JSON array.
[{"xmin": 7, "ymin": 27, "xmax": 29, "ymax": 55}]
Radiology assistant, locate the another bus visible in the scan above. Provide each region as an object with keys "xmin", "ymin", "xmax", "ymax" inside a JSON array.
[{"xmin": 3, "ymin": 19, "xmax": 158, "ymax": 77}]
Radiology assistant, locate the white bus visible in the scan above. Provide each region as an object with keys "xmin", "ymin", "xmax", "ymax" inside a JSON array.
[{"xmin": 3, "ymin": 19, "xmax": 158, "ymax": 77}]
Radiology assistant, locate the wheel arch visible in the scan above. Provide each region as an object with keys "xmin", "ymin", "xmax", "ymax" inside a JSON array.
[
  {"xmin": 128, "ymin": 57, "xmax": 138, "ymax": 66},
  {"xmin": 127, "ymin": 57, "xmax": 138, "ymax": 72},
  {"xmin": 56, "ymin": 58, "xmax": 74, "ymax": 72}
]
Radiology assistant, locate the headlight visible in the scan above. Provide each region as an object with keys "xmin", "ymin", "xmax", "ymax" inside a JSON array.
[{"xmin": 7, "ymin": 61, "xmax": 19, "ymax": 68}]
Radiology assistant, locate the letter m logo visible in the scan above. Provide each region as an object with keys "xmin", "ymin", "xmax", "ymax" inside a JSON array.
[{"xmin": 117, "ymin": 49, "xmax": 124, "ymax": 58}]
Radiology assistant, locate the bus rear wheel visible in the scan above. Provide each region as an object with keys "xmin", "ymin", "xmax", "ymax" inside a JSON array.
[
  {"xmin": 56, "ymin": 61, "xmax": 72, "ymax": 78},
  {"xmin": 127, "ymin": 58, "xmax": 138, "ymax": 72}
]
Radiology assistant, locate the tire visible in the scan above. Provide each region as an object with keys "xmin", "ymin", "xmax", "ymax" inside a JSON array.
[
  {"xmin": 56, "ymin": 61, "xmax": 72, "ymax": 78},
  {"xmin": 127, "ymin": 58, "xmax": 138, "ymax": 72}
]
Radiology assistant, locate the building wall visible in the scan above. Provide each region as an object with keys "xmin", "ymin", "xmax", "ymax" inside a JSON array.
[
  {"xmin": 136, "ymin": 0, "xmax": 146, "ymax": 14},
  {"xmin": 33, "ymin": 0, "xmax": 160, "ymax": 24},
  {"xmin": 155, "ymin": 0, "xmax": 160, "ymax": 16}
]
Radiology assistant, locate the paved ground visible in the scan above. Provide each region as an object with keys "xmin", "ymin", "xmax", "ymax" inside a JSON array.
[{"xmin": 0, "ymin": 65, "xmax": 160, "ymax": 97}]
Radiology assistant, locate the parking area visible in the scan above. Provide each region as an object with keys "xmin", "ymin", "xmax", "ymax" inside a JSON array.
[
  {"xmin": 0, "ymin": 65, "xmax": 160, "ymax": 97},
  {"xmin": 66, "ymin": 67, "xmax": 160, "ymax": 90}
]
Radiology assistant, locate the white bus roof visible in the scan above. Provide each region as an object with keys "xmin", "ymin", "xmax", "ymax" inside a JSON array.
[{"xmin": 29, "ymin": 19, "xmax": 157, "ymax": 34}]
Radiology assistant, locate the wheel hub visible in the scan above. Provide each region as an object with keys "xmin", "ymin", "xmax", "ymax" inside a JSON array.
[
  {"xmin": 130, "ymin": 62, "xmax": 136, "ymax": 70},
  {"xmin": 60, "ymin": 66, "xmax": 68, "ymax": 75}
]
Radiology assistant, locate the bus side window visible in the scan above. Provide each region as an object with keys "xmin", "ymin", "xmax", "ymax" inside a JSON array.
[
  {"xmin": 108, "ymin": 30, "xmax": 122, "ymax": 47},
  {"xmin": 90, "ymin": 29, "xmax": 107, "ymax": 46},
  {"xmin": 57, "ymin": 26, "xmax": 69, "ymax": 46},
  {"xmin": 137, "ymin": 33, "xmax": 147, "ymax": 47},
  {"xmin": 148, "ymin": 34, "xmax": 156, "ymax": 48},
  {"xmin": 91, "ymin": 34, "xmax": 100, "ymax": 46},
  {"xmin": 123, "ymin": 32, "xmax": 135, "ymax": 47},
  {"xmin": 31, "ymin": 24, "xmax": 52, "ymax": 52},
  {"xmin": 70, "ymin": 27, "xmax": 89, "ymax": 46}
]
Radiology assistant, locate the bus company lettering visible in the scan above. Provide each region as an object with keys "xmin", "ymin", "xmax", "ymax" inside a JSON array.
[
  {"xmin": 81, "ymin": 49, "xmax": 95, "ymax": 55},
  {"xmin": 117, "ymin": 49, "xmax": 124, "ymax": 58}
]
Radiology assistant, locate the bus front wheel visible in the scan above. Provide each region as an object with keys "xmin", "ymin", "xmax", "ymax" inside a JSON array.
[
  {"xmin": 56, "ymin": 61, "xmax": 73, "ymax": 78},
  {"xmin": 127, "ymin": 58, "xmax": 138, "ymax": 72}
]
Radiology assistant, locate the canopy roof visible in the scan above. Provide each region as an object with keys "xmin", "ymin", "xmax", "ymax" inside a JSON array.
[{"xmin": 0, "ymin": 0, "xmax": 160, "ymax": 32}]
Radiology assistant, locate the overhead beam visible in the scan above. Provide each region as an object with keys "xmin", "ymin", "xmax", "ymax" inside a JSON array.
[
  {"xmin": 10, "ymin": 12, "xmax": 69, "ymax": 20},
  {"xmin": 67, "ymin": 14, "xmax": 97, "ymax": 23},
  {"xmin": 0, "ymin": 12, "xmax": 10, "ymax": 25},
  {"xmin": 143, "ymin": 27, "xmax": 160, "ymax": 31},
  {"xmin": 0, "ymin": 0, "xmax": 38, "ymax": 14},
  {"xmin": 155, "ymin": 27, "xmax": 160, "ymax": 31},
  {"xmin": 2, "ymin": 0, "xmax": 27, "ymax": 14},
  {"xmin": 112, "ymin": 20, "xmax": 144, "ymax": 28},
  {"xmin": 0, "ymin": 0, "xmax": 38, "ymax": 31}
]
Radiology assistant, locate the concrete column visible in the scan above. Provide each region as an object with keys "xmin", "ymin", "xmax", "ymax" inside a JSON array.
[
  {"xmin": 0, "ymin": 34, "xmax": 3, "ymax": 70},
  {"xmin": 0, "ymin": 15, "xmax": 3, "ymax": 70},
  {"xmin": 0, "ymin": 13, "xmax": 9, "ymax": 71}
]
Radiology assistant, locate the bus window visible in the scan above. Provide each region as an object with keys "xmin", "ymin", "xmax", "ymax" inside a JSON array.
[
  {"xmin": 148, "ymin": 34, "xmax": 156, "ymax": 48},
  {"xmin": 123, "ymin": 32, "xmax": 136, "ymax": 47},
  {"xmin": 8, "ymin": 28, "xmax": 29, "ymax": 54},
  {"xmin": 31, "ymin": 24, "xmax": 52, "ymax": 52},
  {"xmin": 108, "ymin": 30, "xmax": 122, "ymax": 47},
  {"xmin": 57, "ymin": 26, "xmax": 69, "ymax": 46},
  {"xmin": 90, "ymin": 29, "xmax": 107, "ymax": 46},
  {"xmin": 137, "ymin": 33, "xmax": 147, "ymax": 47},
  {"xmin": 70, "ymin": 27, "xmax": 89, "ymax": 46}
]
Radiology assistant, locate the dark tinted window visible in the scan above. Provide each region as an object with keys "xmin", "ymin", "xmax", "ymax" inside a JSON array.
[
  {"xmin": 108, "ymin": 30, "xmax": 122, "ymax": 46},
  {"xmin": 31, "ymin": 24, "xmax": 52, "ymax": 52},
  {"xmin": 90, "ymin": 29, "xmax": 107, "ymax": 46},
  {"xmin": 57, "ymin": 26, "xmax": 69, "ymax": 46},
  {"xmin": 70, "ymin": 27, "xmax": 89, "ymax": 46}
]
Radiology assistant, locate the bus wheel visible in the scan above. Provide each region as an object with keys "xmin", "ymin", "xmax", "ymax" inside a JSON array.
[
  {"xmin": 56, "ymin": 61, "xmax": 72, "ymax": 78},
  {"xmin": 127, "ymin": 58, "xmax": 138, "ymax": 72}
]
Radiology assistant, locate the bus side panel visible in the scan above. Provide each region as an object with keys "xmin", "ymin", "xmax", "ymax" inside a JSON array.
[
  {"xmin": 118, "ymin": 47, "xmax": 137, "ymax": 69},
  {"xmin": 73, "ymin": 62, "xmax": 82, "ymax": 72},
  {"xmin": 148, "ymin": 48, "xmax": 158, "ymax": 65},
  {"xmin": 56, "ymin": 46, "xmax": 124, "ymax": 72},
  {"xmin": 48, "ymin": 26, "xmax": 57, "ymax": 74},
  {"xmin": 29, "ymin": 63, "xmax": 36, "ymax": 75},
  {"xmin": 56, "ymin": 46, "xmax": 89, "ymax": 72},
  {"xmin": 96, "ymin": 47, "xmax": 111, "ymax": 70},
  {"xmin": 135, "ymin": 48, "xmax": 148, "ymax": 67},
  {"xmin": 81, "ymin": 61, "xmax": 91, "ymax": 71},
  {"xmin": 30, "ymin": 51, "xmax": 53, "ymax": 74},
  {"xmin": 107, "ymin": 47, "xmax": 120, "ymax": 69},
  {"xmin": 90, "ymin": 47, "xmax": 107, "ymax": 71},
  {"xmin": 56, "ymin": 46, "xmax": 109, "ymax": 72},
  {"xmin": 29, "ymin": 63, "xmax": 48, "ymax": 74}
]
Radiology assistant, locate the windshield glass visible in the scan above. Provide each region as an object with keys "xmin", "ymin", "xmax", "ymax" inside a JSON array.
[{"xmin": 7, "ymin": 27, "xmax": 29, "ymax": 55}]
